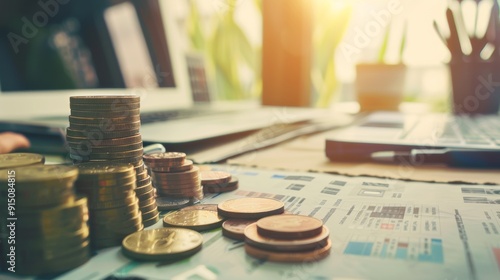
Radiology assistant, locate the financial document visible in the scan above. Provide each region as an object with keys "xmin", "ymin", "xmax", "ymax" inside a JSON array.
[{"xmin": 54, "ymin": 165, "xmax": 500, "ymax": 280}]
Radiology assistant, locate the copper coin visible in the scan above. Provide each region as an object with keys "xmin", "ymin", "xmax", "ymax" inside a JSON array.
[
  {"xmin": 200, "ymin": 171, "xmax": 232, "ymax": 185},
  {"xmin": 162, "ymin": 209, "xmax": 224, "ymax": 231},
  {"xmin": 244, "ymin": 239, "xmax": 331, "ymax": 263},
  {"xmin": 222, "ymin": 219, "xmax": 258, "ymax": 241},
  {"xmin": 150, "ymin": 160, "xmax": 194, "ymax": 173},
  {"xmin": 203, "ymin": 176, "xmax": 239, "ymax": 193},
  {"xmin": 217, "ymin": 198, "xmax": 284, "ymax": 219},
  {"xmin": 256, "ymin": 215, "xmax": 323, "ymax": 240},
  {"xmin": 244, "ymin": 224, "xmax": 329, "ymax": 252}
]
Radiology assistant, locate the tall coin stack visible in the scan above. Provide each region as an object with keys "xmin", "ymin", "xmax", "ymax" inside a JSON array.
[
  {"xmin": 144, "ymin": 152, "xmax": 203, "ymax": 203},
  {"xmin": 0, "ymin": 164, "xmax": 90, "ymax": 275},
  {"xmin": 74, "ymin": 163, "xmax": 145, "ymax": 249},
  {"xmin": 66, "ymin": 95, "xmax": 159, "ymax": 227}
]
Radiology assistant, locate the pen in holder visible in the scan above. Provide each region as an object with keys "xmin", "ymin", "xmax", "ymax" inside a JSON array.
[
  {"xmin": 438, "ymin": 0, "xmax": 500, "ymax": 115},
  {"xmin": 449, "ymin": 60, "xmax": 500, "ymax": 115}
]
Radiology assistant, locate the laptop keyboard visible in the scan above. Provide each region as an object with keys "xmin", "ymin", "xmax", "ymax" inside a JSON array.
[
  {"xmin": 140, "ymin": 109, "xmax": 213, "ymax": 124},
  {"xmin": 435, "ymin": 115, "xmax": 500, "ymax": 146}
]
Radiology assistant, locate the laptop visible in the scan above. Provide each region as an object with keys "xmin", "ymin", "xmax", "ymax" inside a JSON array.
[
  {"xmin": 0, "ymin": 0, "xmax": 325, "ymax": 155},
  {"xmin": 325, "ymin": 111, "xmax": 500, "ymax": 163}
]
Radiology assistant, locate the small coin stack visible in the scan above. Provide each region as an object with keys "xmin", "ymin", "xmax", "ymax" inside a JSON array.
[
  {"xmin": 0, "ymin": 164, "xmax": 90, "ymax": 275},
  {"xmin": 200, "ymin": 170, "xmax": 239, "ymax": 194},
  {"xmin": 217, "ymin": 197, "xmax": 285, "ymax": 241},
  {"xmin": 144, "ymin": 152, "xmax": 203, "ymax": 206},
  {"xmin": 244, "ymin": 215, "xmax": 331, "ymax": 263},
  {"xmin": 74, "ymin": 163, "xmax": 147, "ymax": 249},
  {"xmin": 66, "ymin": 95, "xmax": 158, "ymax": 227}
]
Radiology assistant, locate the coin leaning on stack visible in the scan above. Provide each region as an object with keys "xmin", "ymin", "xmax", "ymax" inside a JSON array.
[
  {"xmin": 0, "ymin": 164, "xmax": 90, "ymax": 275},
  {"xmin": 67, "ymin": 96, "xmax": 158, "ymax": 227},
  {"xmin": 144, "ymin": 152, "xmax": 203, "ymax": 207},
  {"xmin": 74, "ymin": 163, "xmax": 146, "ymax": 249}
]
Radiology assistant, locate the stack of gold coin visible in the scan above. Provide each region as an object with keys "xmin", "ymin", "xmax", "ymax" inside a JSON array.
[
  {"xmin": 74, "ymin": 163, "xmax": 145, "ymax": 248},
  {"xmin": 200, "ymin": 170, "xmax": 239, "ymax": 194},
  {"xmin": 243, "ymin": 215, "xmax": 331, "ymax": 263},
  {"xmin": 144, "ymin": 152, "xmax": 203, "ymax": 202},
  {"xmin": 66, "ymin": 95, "xmax": 158, "ymax": 227},
  {"xmin": 0, "ymin": 165, "xmax": 90, "ymax": 275}
]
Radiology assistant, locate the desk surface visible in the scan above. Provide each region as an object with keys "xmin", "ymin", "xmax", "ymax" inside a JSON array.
[{"xmin": 5, "ymin": 164, "xmax": 498, "ymax": 280}]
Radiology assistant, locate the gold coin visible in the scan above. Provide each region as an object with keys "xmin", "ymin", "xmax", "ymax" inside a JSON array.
[
  {"xmin": 70, "ymin": 108, "xmax": 140, "ymax": 118},
  {"xmin": 217, "ymin": 198, "xmax": 284, "ymax": 219},
  {"xmin": 136, "ymin": 169, "xmax": 149, "ymax": 181},
  {"xmin": 141, "ymin": 207, "xmax": 160, "ymax": 221},
  {"xmin": 142, "ymin": 212, "xmax": 160, "ymax": 227},
  {"xmin": 69, "ymin": 121, "xmax": 141, "ymax": 132},
  {"xmin": 76, "ymin": 178, "xmax": 136, "ymax": 191},
  {"xmin": 135, "ymin": 181, "xmax": 153, "ymax": 196},
  {"xmin": 121, "ymin": 228, "xmax": 203, "ymax": 261},
  {"xmin": 136, "ymin": 176, "xmax": 152, "ymax": 188},
  {"xmin": 70, "ymin": 95, "xmax": 140, "ymax": 104},
  {"xmin": 139, "ymin": 198, "xmax": 159, "ymax": 214},
  {"xmin": 90, "ymin": 198, "xmax": 140, "ymax": 221},
  {"xmin": 222, "ymin": 219, "xmax": 258, "ymax": 241},
  {"xmin": 69, "ymin": 115, "xmax": 141, "ymax": 125},
  {"xmin": 156, "ymin": 197, "xmax": 191, "ymax": 211},
  {"xmin": 88, "ymin": 191, "xmax": 137, "ymax": 210},
  {"xmin": 244, "ymin": 223, "xmax": 330, "ymax": 252},
  {"xmin": 0, "ymin": 153, "xmax": 44, "ymax": 169},
  {"xmin": 244, "ymin": 239, "xmax": 331, "ymax": 263},
  {"xmin": 143, "ymin": 152, "xmax": 186, "ymax": 167},
  {"xmin": 256, "ymin": 214, "xmax": 324, "ymax": 240},
  {"xmin": 179, "ymin": 204, "xmax": 218, "ymax": 212},
  {"xmin": 76, "ymin": 162, "xmax": 135, "ymax": 178},
  {"xmin": 69, "ymin": 141, "xmax": 143, "ymax": 153},
  {"xmin": 70, "ymin": 148, "xmax": 143, "ymax": 161},
  {"xmin": 67, "ymin": 134, "xmax": 142, "ymax": 147},
  {"xmin": 0, "ymin": 165, "xmax": 78, "ymax": 188},
  {"xmin": 66, "ymin": 127, "xmax": 139, "ymax": 139},
  {"xmin": 162, "ymin": 209, "xmax": 224, "ymax": 231},
  {"xmin": 70, "ymin": 102, "xmax": 140, "ymax": 111}
]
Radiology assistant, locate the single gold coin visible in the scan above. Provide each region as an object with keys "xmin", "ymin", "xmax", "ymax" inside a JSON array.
[
  {"xmin": 76, "ymin": 162, "xmax": 135, "ymax": 178},
  {"xmin": 244, "ymin": 223, "xmax": 330, "ymax": 252},
  {"xmin": 70, "ymin": 95, "xmax": 140, "ymax": 104},
  {"xmin": 0, "ymin": 153, "xmax": 45, "ymax": 169},
  {"xmin": 256, "ymin": 214, "xmax": 324, "ymax": 240},
  {"xmin": 222, "ymin": 219, "xmax": 258, "ymax": 241},
  {"xmin": 244, "ymin": 239, "xmax": 331, "ymax": 263},
  {"xmin": 121, "ymin": 228, "xmax": 203, "ymax": 261},
  {"xmin": 143, "ymin": 152, "xmax": 186, "ymax": 167},
  {"xmin": 217, "ymin": 198, "xmax": 284, "ymax": 219},
  {"xmin": 200, "ymin": 171, "xmax": 231, "ymax": 185},
  {"xmin": 0, "ymin": 165, "xmax": 78, "ymax": 191},
  {"xmin": 179, "ymin": 204, "xmax": 218, "ymax": 212},
  {"xmin": 162, "ymin": 209, "xmax": 224, "ymax": 231}
]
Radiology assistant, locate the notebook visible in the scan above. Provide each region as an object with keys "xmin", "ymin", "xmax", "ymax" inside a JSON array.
[
  {"xmin": 325, "ymin": 111, "xmax": 500, "ymax": 161},
  {"xmin": 0, "ymin": 0, "xmax": 324, "ymax": 155}
]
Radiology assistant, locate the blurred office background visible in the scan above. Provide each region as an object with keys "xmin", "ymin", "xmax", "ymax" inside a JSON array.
[{"xmin": 0, "ymin": 0, "xmax": 471, "ymax": 111}]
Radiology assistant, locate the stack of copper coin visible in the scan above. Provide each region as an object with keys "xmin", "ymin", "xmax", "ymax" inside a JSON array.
[
  {"xmin": 243, "ymin": 215, "xmax": 331, "ymax": 263},
  {"xmin": 200, "ymin": 170, "xmax": 239, "ymax": 194},
  {"xmin": 66, "ymin": 95, "xmax": 158, "ymax": 227},
  {"xmin": 144, "ymin": 152, "xmax": 203, "ymax": 203},
  {"xmin": 0, "ymin": 164, "xmax": 90, "ymax": 275},
  {"xmin": 74, "ymin": 163, "xmax": 147, "ymax": 248},
  {"xmin": 217, "ymin": 197, "xmax": 285, "ymax": 241}
]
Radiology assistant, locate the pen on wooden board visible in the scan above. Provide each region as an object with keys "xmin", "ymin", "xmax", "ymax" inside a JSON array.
[{"xmin": 371, "ymin": 149, "xmax": 500, "ymax": 168}]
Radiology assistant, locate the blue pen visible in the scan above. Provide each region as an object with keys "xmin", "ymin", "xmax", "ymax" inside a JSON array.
[{"xmin": 371, "ymin": 149, "xmax": 500, "ymax": 168}]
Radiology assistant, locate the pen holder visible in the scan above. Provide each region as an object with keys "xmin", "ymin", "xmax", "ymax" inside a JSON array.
[{"xmin": 449, "ymin": 60, "xmax": 500, "ymax": 115}]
